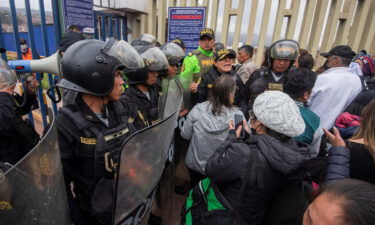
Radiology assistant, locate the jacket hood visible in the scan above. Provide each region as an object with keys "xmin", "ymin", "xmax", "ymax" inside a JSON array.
[
  {"xmin": 247, "ymin": 134, "xmax": 311, "ymax": 175},
  {"xmin": 194, "ymin": 101, "xmax": 240, "ymax": 134}
]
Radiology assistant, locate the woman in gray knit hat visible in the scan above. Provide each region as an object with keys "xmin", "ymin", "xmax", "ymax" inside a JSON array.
[{"xmin": 206, "ymin": 90, "xmax": 312, "ymax": 225}]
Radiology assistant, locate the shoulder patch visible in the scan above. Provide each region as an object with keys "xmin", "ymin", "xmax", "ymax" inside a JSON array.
[{"xmin": 80, "ymin": 137, "xmax": 97, "ymax": 145}]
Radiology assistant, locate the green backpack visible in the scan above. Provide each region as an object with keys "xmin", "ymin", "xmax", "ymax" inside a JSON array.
[{"xmin": 181, "ymin": 148, "xmax": 258, "ymax": 225}]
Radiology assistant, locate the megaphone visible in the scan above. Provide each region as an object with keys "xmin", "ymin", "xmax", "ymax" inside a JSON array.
[{"xmin": 7, "ymin": 51, "xmax": 62, "ymax": 76}]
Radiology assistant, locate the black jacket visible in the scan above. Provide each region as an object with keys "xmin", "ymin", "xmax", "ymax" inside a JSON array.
[
  {"xmin": 0, "ymin": 92, "xmax": 39, "ymax": 164},
  {"xmin": 325, "ymin": 141, "xmax": 375, "ymax": 184},
  {"xmin": 206, "ymin": 133, "xmax": 310, "ymax": 225},
  {"xmin": 191, "ymin": 67, "xmax": 244, "ymax": 106},
  {"xmin": 57, "ymin": 95, "xmax": 136, "ymax": 225},
  {"xmin": 121, "ymin": 85, "xmax": 159, "ymax": 130},
  {"xmin": 238, "ymin": 67, "xmax": 285, "ymax": 118}
]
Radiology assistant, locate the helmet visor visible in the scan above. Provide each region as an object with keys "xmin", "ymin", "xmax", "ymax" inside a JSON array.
[
  {"xmin": 105, "ymin": 39, "xmax": 145, "ymax": 73},
  {"xmin": 270, "ymin": 40, "xmax": 299, "ymax": 60},
  {"xmin": 141, "ymin": 47, "xmax": 169, "ymax": 71},
  {"xmin": 162, "ymin": 43, "xmax": 185, "ymax": 65}
]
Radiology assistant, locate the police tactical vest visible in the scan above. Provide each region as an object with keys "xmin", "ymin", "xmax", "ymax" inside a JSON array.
[
  {"xmin": 191, "ymin": 50, "xmax": 214, "ymax": 80},
  {"xmin": 59, "ymin": 101, "xmax": 133, "ymax": 180},
  {"xmin": 258, "ymin": 68, "xmax": 284, "ymax": 91}
]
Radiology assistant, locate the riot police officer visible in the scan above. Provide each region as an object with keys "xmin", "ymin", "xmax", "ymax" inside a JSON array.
[
  {"xmin": 56, "ymin": 38, "xmax": 142, "ymax": 225},
  {"xmin": 121, "ymin": 47, "xmax": 169, "ymax": 130},
  {"xmin": 131, "ymin": 33, "xmax": 158, "ymax": 54},
  {"xmin": 0, "ymin": 58, "xmax": 39, "ymax": 165},
  {"xmin": 239, "ymin": 39, "xmax": 299, "ymax": 118},
  {"xmin": 158, "ymin": 42, "xmax": 185, "ymax": 93}
]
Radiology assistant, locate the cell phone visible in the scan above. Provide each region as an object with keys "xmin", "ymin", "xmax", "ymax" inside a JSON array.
[{"xmin": 233, "ymin": 114, "xmax": 245, "ymax": 138}]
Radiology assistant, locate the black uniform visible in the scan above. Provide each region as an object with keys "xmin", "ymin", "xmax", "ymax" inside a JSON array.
[
  {"xmin": 0, "ymin": 92, "xmax": 39, "ymax": 164},
  {"xmin": 191, "ymin": 67, "xmax": 245, "ymax": 106},
  {"xmin": 121, "ymin": 85, "xmax": 159, "ymax": 130},
  {"xmin": 56, "ymin": 95, "xmax": 136, "ymax": 225},
  {"xmin": 238, "ymin": 67, "xmax": 286, "ymax": 118}
]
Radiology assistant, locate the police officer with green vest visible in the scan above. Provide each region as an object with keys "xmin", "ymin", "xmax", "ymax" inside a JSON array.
[{"xmin": 178, "ymin": 28, "xmax": 215, "ymax": 110}]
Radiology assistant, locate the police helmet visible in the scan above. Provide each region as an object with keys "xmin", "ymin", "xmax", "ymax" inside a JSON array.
[
  {"xmin": 131, "ymin": 34, "xmax": 157, "ymax": 54},
  {"xmin": 0, "ymin": 58, "xmax": 17, "ymax": 91},
  {"xmin": 161, "ymin": 42, "xmax": 185, "ymax": 65},
  {"xmin": 58, "ymin": 38, "xmax": 144, "ymax": 96},
  {"xmin": 126, "ymin": 47, "xmax": 169, "ymax": 84},
  {"xmin": 268, "ymin": 39, "xmax": 299, "ymax": 68}
]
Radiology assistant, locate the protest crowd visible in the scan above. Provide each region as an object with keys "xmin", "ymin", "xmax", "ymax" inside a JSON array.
[{"xmin": 1, "ymin": 25, "xmax": 375, "ymax": 225}]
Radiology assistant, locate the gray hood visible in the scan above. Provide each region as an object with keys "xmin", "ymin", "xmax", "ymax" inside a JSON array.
[{"xmin": 195, "ymin": 101, "xmax": 237, "ymax": 134}]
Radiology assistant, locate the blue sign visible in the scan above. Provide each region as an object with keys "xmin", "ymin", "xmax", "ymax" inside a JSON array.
[
  {"xmin": 168, "ymin": 7, "xmax": 206, "ymax": 53},
  {"xmin": 63, "ymin": 0, "xmax": 94, "ymax": 34}
]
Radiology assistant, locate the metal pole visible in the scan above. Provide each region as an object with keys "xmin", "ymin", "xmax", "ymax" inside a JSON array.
[
  {"xmin": 25, "ymin": 0, "xmax": 48, "ymax": 127},
  {"xmin": 9, "ymin": 0, "xmax": 22, "ymax": 60},
  {"xmin": 94, "ymin": 12, "xmax": 99, "ymax": 39},
  {"xmin": 122, "ymin": 16, "xmax": 127, "ymax": 41},
  {"xmin": 109, "ymin": 16, "xmax": 113, "ymax": 38},
  {"xmin": 39, "ymin": 0, "xmax": 58, "ymax": 116},
  {"xmin": 101, "ymin": 15, "xmax": 106, "ymax": 41},
  {"xmin": 0, "ymin": 16, "xmax": 6, "ymax": 60},
  {"xmin": 51, "ymin": 0, "xmax": 62, "ymax": 46}
]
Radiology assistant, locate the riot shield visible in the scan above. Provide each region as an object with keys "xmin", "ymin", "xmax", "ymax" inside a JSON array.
[
  {"xmin": 113, "ymin": 78, "xmax": 182, "ymax": 225},
  {"xmin": 158, "ymin": 78, "xmax": 182, "ymax": 119},
  {"xmin": 0, "ymin": 112, "xmax": 70, "ymax": 225}
]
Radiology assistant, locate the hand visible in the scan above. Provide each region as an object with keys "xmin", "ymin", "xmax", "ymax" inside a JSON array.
[
  {"xmin": 26, "ymin": 77, "xmax": 39, "ymax": 94},
  {"xmin": 179, "ymin": 108, "xmax": 189, "ymax": 117},
  {"xmin": 0, "ymin": 85, "xmax": 15, "ymax": 95},
  {"xmin": 229, "ymin": 120, "xmax": 249, "ymax": 138},
  {"xmin": 189, "ymin": 82, "xmax": 198, "ymax": 93},
  {"xmin": 242, "ymin": 120, "xmax": 250, "ymax": 134},
  {"xmin": 323, "ymin": 127, "xmax": 346, "ymax": 147}
]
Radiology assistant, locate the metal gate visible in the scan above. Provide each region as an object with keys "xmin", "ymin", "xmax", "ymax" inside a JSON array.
[{"xmin": 0, "ymin": 1, "xmax": 128, "ymax": 129}]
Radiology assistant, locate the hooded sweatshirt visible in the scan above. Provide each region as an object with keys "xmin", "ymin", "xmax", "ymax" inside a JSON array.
[
  {"xmin": 181, "ymin": 101, "xmax": 244, "ymax": 174},
  {"xmin": 206, "ymin": 134, "xmax": 310, "ymax": 225}
]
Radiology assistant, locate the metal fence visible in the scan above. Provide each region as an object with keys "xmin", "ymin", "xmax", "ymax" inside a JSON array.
[
  {"xmin": 0, "ymin": 0, "xmax": 61, "ymax": 129},
  {"xmin": 146, "ymin": 0, "xmax": 375, "ymax": 67},
  {"xmin": 0, "ymin": 1, "xmax": 127, "ymax": 129}
]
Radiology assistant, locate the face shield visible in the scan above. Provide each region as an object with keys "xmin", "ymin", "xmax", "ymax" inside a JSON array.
[
  {"xmin": 139, "ymin": 34, "xmax": 157, "ymax": 45},
  {"xmin": 162, "ymin": 42, "xmax": 185, "ymax": 65},
  {"xmin": 270, "ymin": 40, "xmax": 299, "ymax": 60},
  {"xmin": 141, "ymin": 47, "xmax": 169, "ymax": 72},
  {"xmin": 103, "ymin": 39, "xmax": 145, "ymax": 73},
  {"xmin": 0, "ymin": 58, "xmax": 17, "ymax": 91}
]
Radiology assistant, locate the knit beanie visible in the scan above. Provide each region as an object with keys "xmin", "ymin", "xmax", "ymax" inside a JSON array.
[
  {"xmin": 253, "ymin": 91, "xmax": 305, "ymax": 137},
  {"xmin": 353, "ymin": 52, "xmax": 375, "ymax": 75}
]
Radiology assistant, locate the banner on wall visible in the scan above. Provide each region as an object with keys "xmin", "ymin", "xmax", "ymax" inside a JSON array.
[
  {"xmin": 167, "ymin": 7, "xmax": 206, "ymax": 53},
  {"xmin": 62, "ymin": 0, "xmax": 95, "ymax": 34}
]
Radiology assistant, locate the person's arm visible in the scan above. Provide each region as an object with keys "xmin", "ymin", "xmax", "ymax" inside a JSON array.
[
  {"xmin": 180, "ymin": 55, "xmax": 199, "ymax": 83},
  {"xmin": 180, "ymin": 106, "xmax": 196, "ymax": 140},
  {"xmin": 57, "ymin": 117, "xmax": 90, "ymax": 225},
  {"xmin": 205, "ymin": 129, "xmax": 248, "ymax": 183},
  {"xmin": 0, "ymin": 92, "xmax": 16, "ymax": 133},
  {"xmin": 192, "ymin": 74, "xmax": 208, "ymax": 104},
  {"xmin": 323, "ymin": 127, "xmax": 350, "ymax": 183}
]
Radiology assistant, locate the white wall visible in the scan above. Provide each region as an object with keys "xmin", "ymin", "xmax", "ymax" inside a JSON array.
[{"xmin": 113, "ymin": 0, "xmax": 148, "ymax": 13}]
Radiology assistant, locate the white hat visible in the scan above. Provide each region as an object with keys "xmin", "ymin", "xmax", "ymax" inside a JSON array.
[{"xmin": 253, "ymin": 91, "xmax": 305, "ymax": 137}]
